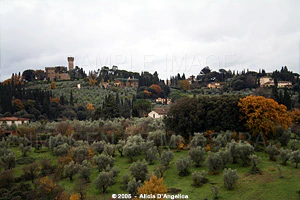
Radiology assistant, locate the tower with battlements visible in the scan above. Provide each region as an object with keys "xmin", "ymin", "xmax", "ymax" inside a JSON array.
[{"xmin": 68, "ymin": 57, "xmax": 74, "ymax": 70}]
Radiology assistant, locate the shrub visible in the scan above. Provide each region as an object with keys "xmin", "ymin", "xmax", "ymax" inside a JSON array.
[
  {"xmin": 279, "ymin": 148, "xmax": 291, "ymax": 165},
  {"xmin": 192, "ymin": 170, "xmax": 208, "ymax": 187},
  {"xmin": 277, "ymin": 127, "xmax": 291, "ymax": 147},
  {"xmin": 175, "ymin": 156, "xmax": 191, "ymax": 176},
  {"xmin": 217, "ymin": 147, "xmax": 231, "ymax": 169},
  {"xmin": 265, "ymin": 144, "xmax": 280, "ymax": 161},
  {"xmin": 290, "ymin": 150, "xmax": 300, "ymax": 168},
  {"xmin": 206, "ymin": 152, "xmax": 223, "ymax": 174},
  {"xmin": 290, "ymin": 139, "xmax": 299, "ymax": 151},
  {"xmin": 223, "ymin": 168, "xmax": 239, "ymax": 190},
  {"xmin": 1, "ymin": 152, "xmax": 16, "ymax": 170},
  {"xmin": 237, "ymin": 141, "xmax": 254, "ymax": 166},
  {"xmin": 249, "ymin": 154, "xmax": 262, "ymax": 174},
  {"xmin": 190, "ymin": 133, "xmax": 207, "ymax": 148}
]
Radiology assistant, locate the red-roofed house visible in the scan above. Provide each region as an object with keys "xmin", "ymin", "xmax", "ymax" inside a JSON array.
[{"xmin": 0, "ymin": 117, "xmax": 30, "ymax": 126}]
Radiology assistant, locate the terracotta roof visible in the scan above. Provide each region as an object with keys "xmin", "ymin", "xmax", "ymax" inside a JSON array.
[
  {"xmin": 0, "ymin": 117, "xmax": 30, "ymax": 121},
  {"xmin": 153, "ymin": 107, "xmax": 169, "ymax": 115}
]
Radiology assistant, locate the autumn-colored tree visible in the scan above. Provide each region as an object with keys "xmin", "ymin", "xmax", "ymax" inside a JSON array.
[
  {"xmin": 143, "ymin": 90, "xmax": 152, "ymax": 98},
  {"xmin": 39, "ymin": 176, "xmax": 57, "ymax": 194},
  {"xmin": 178, "ymin": 80, "xmax": 191, "ymax": 91},
  {"xmin": 149, "ymin": 84, "xmax": 163, "ymax": 94},
  {"xmin": 50, "ymin": 97, "xmax": 60, "ymax": 104},
  {"xmin": 137, "ymin": 175, "xmax": 168, "ymax": 198},
  {"xmin": 88, "ymin": 77, "xmax": 97, "ymax": 86},
  {"xmin": 290, "ymin": 108, "xmax": 300, "ymax": 124},
  {"xmin": 50, "ymin": 81, "xmax": 57, "ymax": 89},
  {"xmin": 86, "ymin": 103, "xmax": 95, "ymax": 111},
  {"xmin": 238, "ymin": 95, "xmax": 292, "ymax": 140},
  {"xmin": 69, "ymin": 193, "xmax": 80, "ymax": 200},
  {"xmin": 11, "ymin": 99, "xmax": 24, "ymax": 111}
]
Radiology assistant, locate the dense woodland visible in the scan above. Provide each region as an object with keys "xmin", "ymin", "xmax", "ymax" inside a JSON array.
[{"xmin": 1, "ymin": 66, "xmax": 300, "ymax": 199}]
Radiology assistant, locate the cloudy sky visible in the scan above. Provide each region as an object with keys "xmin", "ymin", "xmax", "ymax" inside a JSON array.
[{"xmin": 0, "ymin": 0, "xmax": 300, "ymax": 81}]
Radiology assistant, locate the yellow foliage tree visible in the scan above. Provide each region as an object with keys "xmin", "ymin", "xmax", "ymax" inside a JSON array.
[
  {"xmin": 138, "ymin": 175, "xmax": 168, "ymax": 199},
  {"xmin": 238, "ymin": 95, "xmax": 292, "ymax": 139},
  {"xmin": 178, "ymin": 80, "xmax": 191, "ymax": 91},
  {"xmin": 88, "ymin": 77, "xmax": 97, "ymax": 86},
  {"xmin": 50, "ymin": 81, "xmax": 57, "ymax": 89}
]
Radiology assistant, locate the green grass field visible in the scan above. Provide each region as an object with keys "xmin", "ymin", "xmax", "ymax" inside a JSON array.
[{"xmin": 8, "ymin": 146, "xmax": 300, "ymax": 200}]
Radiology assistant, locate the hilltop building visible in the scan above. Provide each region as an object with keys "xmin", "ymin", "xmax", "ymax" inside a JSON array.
[
  {"xmin": 260, "ymin": 76, "xmax": 292, "ymax": 88},
  {"xmin": 114, "ymin": 77, "xmax": 139, "ymax": 87},
  {"xmin": 45, "ymin": 57, "xmax": 74, "ymax": 81}
]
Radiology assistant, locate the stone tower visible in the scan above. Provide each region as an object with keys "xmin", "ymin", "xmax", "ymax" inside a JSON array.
[{"xmin": 67, "ymin": 57, "xmax": 74, "ymax": 70}]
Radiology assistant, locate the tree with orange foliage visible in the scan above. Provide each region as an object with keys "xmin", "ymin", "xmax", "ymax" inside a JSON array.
[
  {"xmin": 69, "ymin": 193, "xmax": 80, "ymax": 200},
  {"xmin": 178, "ymin": 80, "xmax": 191, "ymax": 91},
  {"xmin": 149, "ymin": 84, "xmax": 163, "ymax": 95},
  {"xmin": 86, "ymin": 103, "xmax": 94, "ymax": 111},
  {"xmin": 50, "ymin": 97, "xmax": 60, "ymax": 104},
  {"xmin": 11, "ymin": 99, "xmax": 24, "ymax": 111},
  {"xmin": 238, "ymin": 95, "xmax": 292, "ymax": 140},
  {"xmin": 137, "ymin": 175, "xmax": 168, "ymax": 199}
]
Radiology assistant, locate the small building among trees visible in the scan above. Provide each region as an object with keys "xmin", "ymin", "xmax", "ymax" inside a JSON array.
[{"xmin": 0, "ymin": 117, "xmax": 30, "ymax": 126}]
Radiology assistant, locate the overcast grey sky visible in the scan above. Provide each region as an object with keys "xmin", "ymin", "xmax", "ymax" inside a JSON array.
[{"xmin": 1, "ymin": 0, "xmax": 300, "ymax": 81}]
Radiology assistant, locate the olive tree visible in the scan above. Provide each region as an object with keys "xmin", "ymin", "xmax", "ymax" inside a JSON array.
[
  {"xmin": 145, "ymin": 146, "xmax": 158, "ymax": 165},
  {"xmin": 190, "ymin": 133, "xmax": 207, "ymax": 148},
  {"xmin": 192, "ymin": 170, "xmax": 208, "ymax": 187},
  {"xmin": 129, "ymin": 159, "xmax": 148, "ymax": 182},
  {"xmin": 217, "ymin": 147, "xmax": 231, "ymax": 169},
  {"xmin": 188, "ymin": 147, "xmax": 205, "ymax": 167},
  {"xmin": 63, "ymin": 161, "xmax": 79, "ymax": 181},
  {"xmin": 73, "ymin": 146, "xmax": 89, "ymax": 164},
  {"xmin": 53, "ymin": 143, "xmax": 70, "ymax": 156},
  {"xmin": 279, "ymin": 148, "xmax": 291, "ymax": 165},
  {"xmin": 175, "ymin": 156, "xmax": 191, "ymax": 176},
  {"xmin": 1, "ymin": 152, "xmax": 16, "ymax": 170},
  {"xmin": 91, "ymin": 140, "xmax": 106, "ymax": 154},
  {"xmin": 160, "ymin": 150, "xmax": 174, "ymax": 169},
  {"xmin": 79, "ymin": 160, "xmax": 91, "ymax": 182},
  {"xmin": 206, "ymin": 152, "xmax": 223, "ymax": 174},
  {"xmin": 94, "ymin": 171, "xmax": 114, "ymax": 193},
  {"xmin": 237, "ymin": 141, "xmax": 254, "ymax": 166},
  {"xmin": 223, "ymin": 168, "xmax": 238, "ymax": 190},
  {"xmin": 124, "ymin": 135, "xmax": 144, "ymax": 162},
  {"xmin": 127, "ymin": 178, "xmax": 142, "ymax": 196},
  {"xmin": 290, "ymin": 150, "xmax": 300, "ymax": 168},
  {"xmin": 265, "ymin": 144, "xmax": 280, "ymax": 161},
  {"xmin": 93, "ymin": 154, "xmax": 114, "ymax": 172}
]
